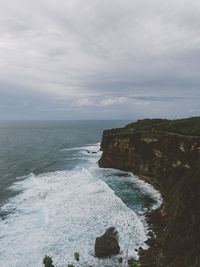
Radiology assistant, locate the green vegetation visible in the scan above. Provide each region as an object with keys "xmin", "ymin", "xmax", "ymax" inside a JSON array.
[
  {"xmin": 128, "ymin": 261, "xmax": 140, "ymax": 267},
  {"xmin": 73, "ymin": 252, "xmax": 80, "ymax": 262},
  {"xmin": 67, "ymin": 252, "xmax": 92, "ymax": 267},
  {"xmin": 104, "ymin": 117, "xmax": 200, "ymax": 136},
  {"xmin": 125, "ymin": 117, "xmax": 200, "ymax": 136},
  {"xmin": 43, "ymin": 255, "xmax": 55, "ymax": 267},
  {"xmin": 43, "ymin": 252, "xmax": 140, "ymax": 267}
]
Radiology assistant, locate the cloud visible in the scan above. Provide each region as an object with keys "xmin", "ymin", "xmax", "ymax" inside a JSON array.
[
  {"xmin": 98, "ymin": 97, "xmax": 127, "ymax": 107},
  {"xmin": 74, "ymin": 96, "xmax": 127, "ymax": 107},
  {"xmin": 0, "ymin": 0, "xmax": 200, "ymax": 119},
  {"xmin": 130, "ymin": 95, "xmax": 199, "ymax": 102},
  {"xmin": 135, "ymin": 101, "xmax": 150, "ymax": 106},
  {"xmin": 76, "ymin": 98, "xmax": 94, "ymax": 106}
]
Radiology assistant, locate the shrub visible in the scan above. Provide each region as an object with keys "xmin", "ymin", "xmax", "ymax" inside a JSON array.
[
  {"xmin": 128, "ymin": 261, "xmax": 140, "ymax": 267},
  {"xmin": 43, "ymin": 255, "xmax": 54, "ymax": 267},
  {"xmin": 74, "ymin": 252, "xmax": 80, "ymax": 261}
]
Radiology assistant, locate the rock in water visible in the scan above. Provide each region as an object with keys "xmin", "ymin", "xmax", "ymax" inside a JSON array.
[{"xmin": 95, "ymin": 227, "xmax": 120, "ymax": 258}]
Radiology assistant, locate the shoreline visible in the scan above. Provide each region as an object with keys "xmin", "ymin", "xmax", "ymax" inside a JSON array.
[
  {"xmin": 117, "ymin": 170, "xmax": 164, "ymax": 265},
  {"xmin": 98, "ymin": 119, "xmax": 200, "ymax": 266},
  {"xmin": 98, "ymin": 165, "xmax": 167, "ymax": 266},
  {"xmin": 97, "ymin": 161, "xmax": 164, "ymax": 264},
  {"xmin": 130, "ymin": 174, "xmax": 166, "ymax": 265},
  {"xmin": 139, "ymin": 205, "xmax": 166, "ymax": 266}
]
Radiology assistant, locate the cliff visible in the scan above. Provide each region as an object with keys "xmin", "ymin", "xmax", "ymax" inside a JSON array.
[{"xmin": 99, "ymin": 119, "xmax": 200, "ymax": 267}]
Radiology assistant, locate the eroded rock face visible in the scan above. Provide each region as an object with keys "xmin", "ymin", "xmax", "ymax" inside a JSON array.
[
  {"xmin": 95, "ymin": 227, "xmax": 120, "ymax": 258},
  {"xmin": 99, "ymin": 131, "xmax": 200, "ymax": 189},
  {"xmin": 98, "ymin": 128, "xmax": 200, "ymax": 266}
]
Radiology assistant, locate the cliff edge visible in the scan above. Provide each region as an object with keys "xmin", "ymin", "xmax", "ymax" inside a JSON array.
[{"xmin": 99, "ymin": 118, "xmax": 200, "ymax": 267}]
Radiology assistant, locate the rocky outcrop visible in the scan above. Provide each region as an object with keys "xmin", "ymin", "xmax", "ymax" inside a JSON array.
[
  {"xmin": 99, "ymin": 129, "xmax": 200, "ymax": 267},
  {"xmin": 99, "ymin": 131, "xmax": 200, "ymax": 189},
  {"xmin": 95, "ymin": 227, "xmax": 120, "ymax": 258}
]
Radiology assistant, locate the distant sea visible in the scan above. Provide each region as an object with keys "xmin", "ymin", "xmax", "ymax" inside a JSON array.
[{"xmin": 0, "ymin": 121, "xmax": 162, "ymax": 266}]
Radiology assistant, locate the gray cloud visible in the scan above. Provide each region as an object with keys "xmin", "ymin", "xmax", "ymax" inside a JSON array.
[
  {"xmin": 130, "ymin": 95, "xmax": 200, "ymax": 102},
  {"xmin": 0, "ymin": 0, "xmax": 200, "ymax": 119}
]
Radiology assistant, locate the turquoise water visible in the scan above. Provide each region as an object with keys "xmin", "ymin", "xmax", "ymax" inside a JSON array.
[{"xmin": 0, "ymin": 121, "xmax": 162, "ymax": 266}]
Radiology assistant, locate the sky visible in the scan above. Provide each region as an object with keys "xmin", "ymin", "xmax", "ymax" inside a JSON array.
[{"xmin": 0, "ymin": 0, "xmax": 200, "ymax": 120}]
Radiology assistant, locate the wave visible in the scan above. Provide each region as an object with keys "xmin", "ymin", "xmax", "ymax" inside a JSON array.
[
  {"xmin": 60, "ymin": 142, "xmax": 100, "ymax": 152},
  {"xmin": 0, "ymin": 142, "xmax": 162, "ymax": 267},
  {"xmin": 0, "ymin": 168, "xmax": 148, "ymax": 266}
]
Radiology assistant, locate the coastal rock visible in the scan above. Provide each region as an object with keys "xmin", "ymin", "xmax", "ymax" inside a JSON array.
[
  {"xmin": 98, "ymin": 118, "xmax": 200, "ymax": 266},
  {"xmin": 98, "ymin": 129, "xmax": 200, "ymax": 189},
  {"xmin": 87, "ymin": 150, "xmax": 98, "ymax": 154},
  {"xmin": 95, "ymin": 227, "xmax": 120, "ymax": 257}
]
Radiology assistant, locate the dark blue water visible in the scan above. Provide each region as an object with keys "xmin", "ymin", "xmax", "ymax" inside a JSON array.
[
  {"xmin": 0, "ymin": 121, "xmax": 162, "ymax": 266},
  {"xmin": 0, "ymin": 121, "xmax": 126, "ymax": 205}
]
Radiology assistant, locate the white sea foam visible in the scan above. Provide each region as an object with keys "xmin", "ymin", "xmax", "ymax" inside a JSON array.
[
  {"xmin": 60, "ymin": 143, "xmax": 100, "ymax": 152},
  {"xmin": 129, "ymin": 174, "xmax": 163, "ymax": 211},
  {"xmin": 0, "ymin": 143, "xmax": 162, "ymax": 267}
]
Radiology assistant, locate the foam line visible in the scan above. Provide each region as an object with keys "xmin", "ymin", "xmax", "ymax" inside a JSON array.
[{"xmin": 0, "ymin": 143, "xmax": 162, "ymax": 266}]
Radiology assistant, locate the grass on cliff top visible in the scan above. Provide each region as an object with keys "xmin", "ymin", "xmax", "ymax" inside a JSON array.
[
  {"xmin": 125, "ymin": 117, "xmax": 200, "ymax": 135},
  {"xmin": 104, "ymin": 117, "xmax": 200, "ymax": 136}
]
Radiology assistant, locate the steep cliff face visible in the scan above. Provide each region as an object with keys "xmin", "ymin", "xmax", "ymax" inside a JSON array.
[
  {"xmin": 99, "ymin": 131, "xmax": 200, "ymax": 189},
  {"xmin": 99, "ymin": 130, "xmax": 200, "ymax": 267}
]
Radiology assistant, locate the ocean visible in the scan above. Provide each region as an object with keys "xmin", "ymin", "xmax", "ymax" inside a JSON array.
[{"xmin": 0, "ymin": 120, "xmax": 162, "ymax": 267}]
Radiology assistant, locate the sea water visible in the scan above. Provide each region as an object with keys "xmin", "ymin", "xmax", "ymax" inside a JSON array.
[{"xmin": 0, "ymin": 121, "xmax": 162, "ymax": 267}]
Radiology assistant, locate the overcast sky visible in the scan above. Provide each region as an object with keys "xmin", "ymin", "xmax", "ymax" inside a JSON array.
[{"xmin": 0, "ymin": 0, "xmax": 200, "ymax": 120}]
